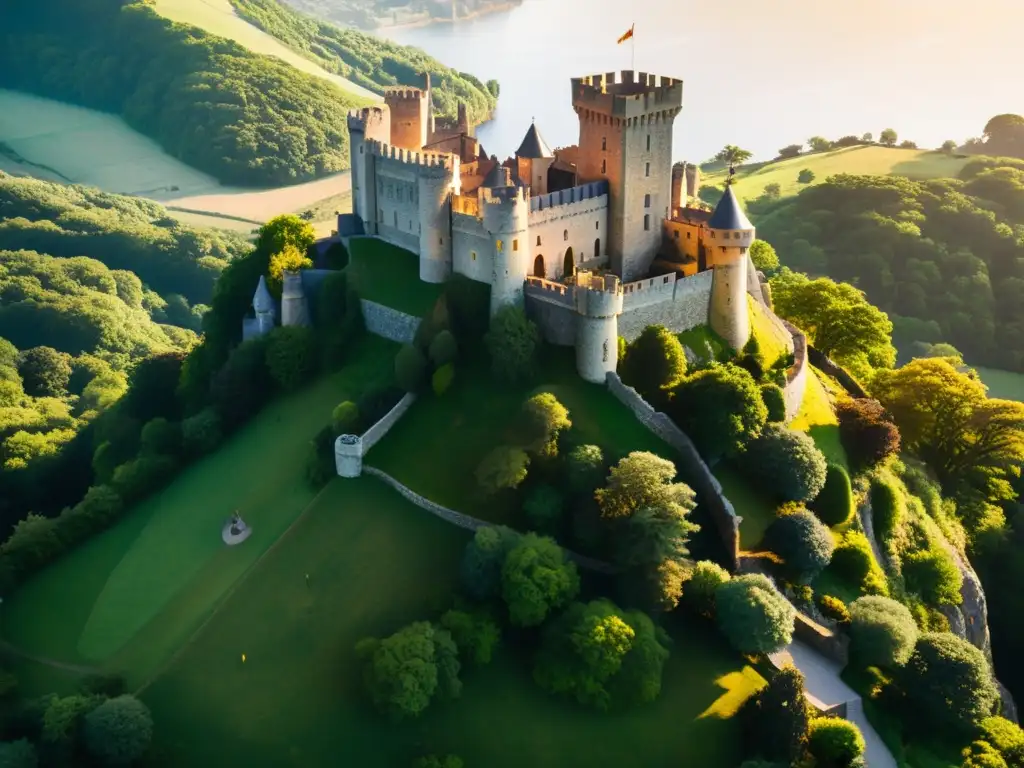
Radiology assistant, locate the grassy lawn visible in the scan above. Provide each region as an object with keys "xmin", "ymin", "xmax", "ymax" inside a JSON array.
[
  {"xmin": 790, "ymin": 367, "xmax": 848, "ymax": 469},
  {"xmin": 714, "ymin": 464, "xmax": 777, "ymax": 551},
  {"xmin": 1, "ymin": 335, "xmax": 398, "ymax": 693},
  {"xmin": 748, "ymin": 296, "xmax": 792, "ymax": 365},
  {"xmin": 142, "ymin": 475, "xmax": 764, "ymax": 767},
  {"xmin": 369, "ymin": 350, "xmax": 676, "ymax": 526},
  {"xmin": 348, "ymin": 237, "xmax": 444, "ymax": 318},
  {"xmin": 975, "ymin": 366, "xmax": 1024, "ymax": 402},
  {"xmin": 703, "ymin": 146, "xmax": 971, "ymax": 204}
]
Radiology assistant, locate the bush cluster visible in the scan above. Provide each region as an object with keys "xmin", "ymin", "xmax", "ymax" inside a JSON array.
[
  {"xmin": 848, "ymin": 596, "xmax": 918, "ymax": 668},
  {"xmin": 764, "ymin": 509, "xmax": 834, "ymax": 580},
  {"xmin": 742, "ymin": 425, "xmax": 828, "ymax": 503},
  {"xmin": 811, "ymin": 464, "xmax": 854, "ymax": 526}
]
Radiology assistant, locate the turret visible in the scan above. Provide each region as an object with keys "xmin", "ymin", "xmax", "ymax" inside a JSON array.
[
  {"xmin": 573, "ymin": 270, "xmax": 624, "ymax": 383},
  {"xmin": 384, "ymin": 85, "xmax": 430, "ymax": 150},
  {"xmin": 281, "ymin": 270, "xmax": 310, "ymax": 327},
  {"xmin": 515, "ymin": 121, "xmax": 555, "ymax": 195},
  {"xmin": 482, "ymin": 185, "xmax": 530, "ymax": 316},
  {"xmin": 417, "ymin": 153, "xmax": 459, "ymax": 283},
  {"xmin": 348, "ymin": 107, "xmax": 390, "ymax": 232},
  {"xmin": 253, "ymin": 275, "xmax": 276, "ymax": 335},
  {"xmin": 706, "ymin": 184, "xmax": 754, "ymax": 349}
]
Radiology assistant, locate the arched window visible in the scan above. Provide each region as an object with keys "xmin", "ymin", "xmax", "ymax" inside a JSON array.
[
  {"xmin": 563, "ymin": 248, "xmax": 574, "ymax": 277},
  {"xmin": 601, "ymin": 159, "xmax": 606, "ymax": 174},
  {"xmin": 563, "ymin": 230, "xmax": 568, "ymax": 242},
  {"xmin": 534, "ymin": 255, "xmax": 545, "ymax": 277},
  {"xmin": 644, "ymin": 193, "xmax": 651, "ymax": 208},
  {"xmin": 536, "ymin": 235, "xmax": 542, "ymax": 246},
  {"xmin": 594, "ymin": 238, "xmax": 601, "ymax": 259},
  {"xmin": 643, "ymin": 214, "xmax": 650, "ymax": 231},
  {"xmin": 646, "ymin": 134, "xmax": 651, "ymax": 152}
]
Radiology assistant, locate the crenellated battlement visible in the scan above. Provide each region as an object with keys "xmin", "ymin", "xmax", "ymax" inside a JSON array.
[
  {"xmin": 384, "ymin": 87, "xmax": 427, "ymax": 102},
  {"xmin": 574, "ymin": 269, "xmax": 623, "ymax": 321},
  {"xmin": 571, "ymin": 69, "xmax": 683, "ymax": 120},
  {"xmin": 347, "ymin": 106, "xmax": 389, "ymax": 133},
  {"xmin": 481, "ymin": 185, "xmax": 528, "ymax": 205},
  {"xmin": 366, "ymin": 140, "xmax": 456, "ymax": 172}
]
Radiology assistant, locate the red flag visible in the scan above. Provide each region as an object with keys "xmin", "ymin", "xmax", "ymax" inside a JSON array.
[{"xmin": 617, "ymin": 24, "xmax": 634, "ymax": 44}]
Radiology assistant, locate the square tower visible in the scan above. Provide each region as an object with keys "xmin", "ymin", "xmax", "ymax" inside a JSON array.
[
  {"xmin": 384, "ymin": 86, "xmax": 430, "ymax": 150},
  {"xmin": 572, "ymin": 71, "xmax": 683, "ymax": 281}
]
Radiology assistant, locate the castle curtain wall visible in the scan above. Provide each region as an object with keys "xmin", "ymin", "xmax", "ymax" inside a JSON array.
[
  {"xmin": 527, "ymin": 187, "xmax": 609, "ymax": 280},
  {"xmin": 373, "ymin": 162, "xmax": 422, "ymax": 254},
  {"xmin": 452, "ymin": 212, "xmax": 494, "ymax": 283}
]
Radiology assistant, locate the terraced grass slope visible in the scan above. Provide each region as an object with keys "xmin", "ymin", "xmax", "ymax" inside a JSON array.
[{"xmin": 703, "ymin": 146, "xmax": 972, "ymax": 204}]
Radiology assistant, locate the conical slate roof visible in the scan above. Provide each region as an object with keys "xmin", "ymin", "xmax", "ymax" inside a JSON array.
[
  {"xmin": 515, "ymin": 122, "xmax": 554, "ymax": 159},
  {"xmin": 253, "ymin": 275, "xmax": 274, "ymax": 313},
  {"xmin": 708, "ymin": 184, "xmax": 754, "ymax": 231}
]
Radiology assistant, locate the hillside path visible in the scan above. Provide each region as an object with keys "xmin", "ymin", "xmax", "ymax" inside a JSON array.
[
  {"xmin": 0, "ymin": 640, "xmax": 99, "ymax": 676},
  {"xmin": 770, "ymin": 641, "xmax": 897, "ymax": 768}
]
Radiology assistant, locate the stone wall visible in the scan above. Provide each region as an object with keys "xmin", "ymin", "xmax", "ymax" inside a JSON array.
[
  {"xmin": 808, "ymin": 347, "xmax": 869, "ymax": 398},
  {"xmin": 525, "ymin": 291, "xmax": 576, "ymax": 347},
  {"xmin": 606, "ymin": 372, "xmax": 740, "ymax": 569},
  {"xmin": 782, "ymin": 321, "xmax": 809, "ymax": 422},
  {"xmin": 362, "ymin": 392, "xmax": 417, "ymax": 453},
  {"xmin": 794, "ymin": 611, "xmax": 850, "ymax": 665},
  {"xmin": 360, "ymin": 299, "xmax": 421, "ymax": 344},
  {"xmin": 618, "ymin": 270, "xmax": 712, "ymax": 341}
]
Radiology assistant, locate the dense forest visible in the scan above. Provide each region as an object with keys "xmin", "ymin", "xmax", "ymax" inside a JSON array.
[
  {"xmin": 746, "ymin": 158, "xmax": 1024, "ymax": 372},
  {"xmin": 0, "ymin": 173, "xmax": 250, "ymax": 494},
  {"xmin": 0, "ymin": 0, "xmax": 497, "ymax": 187},
  {"xmin": 231, "ymin": 0, "xmax": 500, "ymax": 124}
]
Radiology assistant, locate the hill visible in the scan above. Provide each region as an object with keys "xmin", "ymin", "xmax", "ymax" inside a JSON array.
[{"xmin": 702, "ymin": 145, "xmax": 972, "ymax": 204}]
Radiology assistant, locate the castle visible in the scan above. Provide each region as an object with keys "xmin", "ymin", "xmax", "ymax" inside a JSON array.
[{"xmin": 246, "ymin": 69, "xmax": 774, "ymax": 383}]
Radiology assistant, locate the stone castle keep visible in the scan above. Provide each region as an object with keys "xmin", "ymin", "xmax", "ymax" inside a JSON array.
[{"xmin": 247, "ymin": 69, "xmax": 775, "ymax": 383}]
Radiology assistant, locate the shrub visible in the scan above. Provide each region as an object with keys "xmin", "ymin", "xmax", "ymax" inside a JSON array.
[
  {"xmin": 750, "ymin": 239, "xmax": 781, "ymax": 273},
  {"xmin": 716, "ymin": 574, "xmax": 796, "ymax": 654},
  {"xmin": 740, "ymin": 665, "xmax": 812, "ymax": 764},
  {"xmin": 357, "ymin": 385, "xmax": 404, "ymax": 427},
  {"xmin": 304, "ymin": 425, "xmax": 335, "ymax": 489},
  {"xmin": 180, "ymin": 407, "xmax": 222, "ymax": 456},
  {"xmin": 962, "ymin": 741, "xmax": 1010, "ymax": 768},
  {"xmin": 849, "ymin": 596, "xmax": 918, "ymax": 668},
  {"xmin": 903, "ymin": 547, "xmax": 963, "ymax": 606},
  {"xmin": 765, "ymin": 509, "xmax": 834, "ymax": 580},
  {"xmin": 829, "ymin": 531, "xmax": 888, "ymax": 596},
  {"xmin": 485, "ymin": 305, "xmax": 539, "ymax": 384},
  {"xmin": 901, "ymin": 632, "xmax": 999, "ymax": 732},
  {"xmin": 428, "ymin": 330, "xmax": 458, "ymax": 366},
  {"xmin": 18, "ymin": 346, "xmax": 72, "ymax": 397},
  {"xmin": 521, "ymin": 393, "xmax": 571, "ymax": 459},
  {"xmin": 566, "ymin": 444, "xmax": 606, "ymax": 495},
  {"xmin": 432, "ymin": 363, "xmax": 455, "ymax": 396},
  {"xmin": 79, "ymin": 672, "xmax": 127, "ymax": 698},
  {"xmin": 760, "ymin": 383, "xmax": 786, "ymax": 422},
  {"xmin": 83, "ymin": 695, "xmax": 153, "ymax": 766},
  {"xmin": 798, "ymin": 168, "xmax": 816, "ymax": 184},
  {"xmin": 459, "ymin": 525, "xmax": 522, "ymax": 601},
  {"xmin": 524, "ymin": 484, "xmax": 564, "ymax": 533},
  {"xmin": 395, "ymin": 344, "xmax": 428, "ymax": 393},
  {"xmin": 980, "ymin": 716, "xmax": 1024, "ymax": 767},
  {"xmin": 331, "ymin": 401, "xmax": 360, "ymax": 434},
  {"xmin": 683, "ymin": 560, "xmax": 730, "ymax": 617},
  {"xmin": 0, "ymin": 514, "xmax": 63, "ymax": 581},
  {"xmin": 837, "ymin": 398, "xmax": 900, "ymax": 470},
  {"xmin": 811, "ymin": 464, "xmax": 854, "ymax": 526},
  {"xmin": 500, "ymin": 533, "xmax": 580, "ymax": 627},
  {"xmin": 818, "ymin": 595, "xmax": 851, "ymax": 626},
  {"xmin": 620, "ymin": 325, "xmax": 687, "ymax": 402},
  {"xmin": 807, "ymin": 716, "xmax": 865, "ymax": 767},
  {"xmin": 744, "ymin": 425, "xmax": 828, "ymax": 503},
  {"xmin": 869, "ymin": 476, "xmax": 904, "ymax": 538},
  {"xmin": 264, "ymin": 325, "xmax": 318, "ymax": 391},
  {"xmin": 439, "ymin": 609, "xmax": 500, "ymax": 666},
  {"xmin": 0, "ymin": 739, "xmax": 37, "ymax": 768},
  {"xmin": 322, "ymin": 241, "xmax": 348, "ymax": 270},
  {"xmin": 443, "ymin": 274, "xmax": 490, "ymax": 350},
  {"xmin": 413, "ymin": 756, "xmax": 464, "ymax": 768},
  {"xmin": 111, "ymin": 454, "xmax": 177, "ymax": 505},
  {"xmin": 476, "ymin": 446, "xmax": 529, "ymax": 493},
  {"xmin": 139, "ymin": 417, "xmax": 180, "ymax": 457}
]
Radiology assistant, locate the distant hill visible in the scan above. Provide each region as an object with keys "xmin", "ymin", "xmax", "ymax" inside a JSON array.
[{"xmin": 702, "ymin": 146, "xmax": 973, "ymax": 204}]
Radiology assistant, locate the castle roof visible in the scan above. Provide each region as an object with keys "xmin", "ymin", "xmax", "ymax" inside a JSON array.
[
  {"xmin": 708, "ymin": 184, "xmax": 753, "ymax": 231},
  {"xmin": 253, "ymin": 275, "xmax": 274, "ymax": 313},
  {"xmin": 516, "ymin": 122, "xmax": 554, "ymax": 159},
  {"xmin": 482, "ymin": 159, "xmax": 513, "ymax": 189}
]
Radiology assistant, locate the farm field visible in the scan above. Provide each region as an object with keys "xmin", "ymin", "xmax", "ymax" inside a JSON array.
[
  {"xmin": 142, "ymin": 474, "xmax": 765, "ymax": 768},
  {"xmin": 151, "ymin": 0, "xmax": 381, "ymax": 101},
  {"xmin": 704, "ymin": 145, "xmax": 972, "ymax": 203},
  {"xmin": 975, "ymin": 366, "xmax": 1024, "ymax": 402},
  {"xmin": 0, "ymin": 335, "xmax": 398, "ymax": 694}
]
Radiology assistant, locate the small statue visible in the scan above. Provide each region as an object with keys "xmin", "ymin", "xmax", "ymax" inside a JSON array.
[{"xmin": 230, "ymin": 512, "xmax": 247, "ymax": 536}]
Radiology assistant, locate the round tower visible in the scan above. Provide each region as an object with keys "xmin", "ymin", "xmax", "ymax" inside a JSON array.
[
  {"xmin": 707, "ymin": 184, "xmax": 754, "ymax": 350},
  {"xmin": 281, "ymin": 270, "xmax": 310, "ymax": 327},
  {"xmin": 253, "ymin": 274, "xmax": 276, "ymax": 336},
  {"xmin": 417, "ymin": 153, "xmax": 458, "ymax": 283},
  {"xmin": 482, "ymin": 185, "xmax": 530, "ymax": 316},
  {"xmin": 335, "ymin": 434, "xmax": 362, "ymax": 478},
  {"xmin": 573, "ymin": 271, "xmax": 624, "ymax": 383}
]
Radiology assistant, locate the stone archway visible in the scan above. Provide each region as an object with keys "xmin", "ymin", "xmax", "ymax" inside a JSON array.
[
  {"xmin": 563, "ymin": 247, "xmax": 574, "ymax": 278},
  {"xmin": 533, "ymin": 254, "xmax": 545, "ymax": 278}
]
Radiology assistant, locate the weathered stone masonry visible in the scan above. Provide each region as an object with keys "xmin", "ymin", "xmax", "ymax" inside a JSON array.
[{"xmin": 360, "ymin": 300, "xmax": 421, "ymax": 344}]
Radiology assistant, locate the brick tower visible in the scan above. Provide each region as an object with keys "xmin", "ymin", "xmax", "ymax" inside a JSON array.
[{"xmin": 572, "ymin": 70, "xmax": 683, "ymax": 282}]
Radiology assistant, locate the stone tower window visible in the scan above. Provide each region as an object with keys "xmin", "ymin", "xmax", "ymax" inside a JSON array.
[
  {"xmin": 536, "ymin": 235, "xmax": 542, "ymax": 246},
  {"xmin": 513, "ymin": 239, "xmax": 519, "ymax": 251},
  {"xmin": 646, "ymin": 134, "xmax": 651, "ymax": 152},
  {"xmin": 644, "ymin": 194, "xmax": 651, "ymax": 208},
  {"xmin": 673, "ymin": 230, "xmax": 679, "ymax": 240},
  {"xmin": 496, "ymin": 240, "xmax": 503, "ymax": 251},
  {"xmin": 595, "ymin": 220, "xmax": 599, "ymax": 230},
  {"xmin": 563, "ymin": 230, "xmax": 568, "ymax": 241},
  {"xmin": 393, "ymin": 211, "xmax": 398, "ymax": 227},
  {"xmin": 471, "ymin": 251, "xmax": 477, "ymax": 261},
  {"xmin": 644, "ymin": 214, "xmax": 650, "ymax": 231},
  {"xmin": 687, "ymin": 231, "xmax": 692, "ymax": 239},
  {"xmin": 601, "ymin": 159, "xmax": 606, "ymax": 174},
  {"xmin": 645, "ymin": 163, "xmax": 651, "ymax": 177},
  {"xmin": 602, "ymin": 137, "xmax": 607, "ymax": 151},
  {"xmin": 439, "ymin": 236, "xmax": 444, "ymax": 246}
]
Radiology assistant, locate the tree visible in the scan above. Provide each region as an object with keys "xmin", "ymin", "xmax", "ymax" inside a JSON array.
[
  {"xmin": 520, "ymin": 392, "xmax": 571, "ymax": 459},
  {"xmin": 533, "ymin": 599, "xmax": 670, "ymax": 711},
  {"xmin": 764, "ymin": 509, "xmax": 834, "ymax": 580},
  {"xmin": 501, "ymin": 533, "xmax": 580, "ymax": 627},
  {"xmin": 962, "ymin": 741, "xmax": 1010, "ymax": 768},
  {"xmin": 332, "ymin": 401, "xmax": 360, "ymax": 434},
  {"xmin": 862, "ymin": 132, "xmax": 874, "ymax": 143},
  {"xmin": 941, "ymin": 139, "xmax": 959, "ymax": 154},
  {"xmin": 0, "ymin": 739, "xmax": 37, "ymax": 768},
  {"xmin": 475, "ymin": 446, "xmax": 529, "ymax": 494},
  {"xmin": 428, "ymin": 330, "xmax": 458, "ymax": 366},
  {"xmin": 749, "ymin": 240, "xmax": 780, "ymax": 273},
  {"xmin": 439, "ymin": 609, "xmax": 500, "ymax": 666},
  {"xmin": 122, "ymin": 351, "xmax": 186, "ymax": 422},
  {"xmin": 901, "ymin": 632, "xmax": 999, "ymax": 732},
  {"xmin": 355, "ymin": 621, "xmax": 461, "ymax": 720},
  {"xmin": 871, "ymin": 358, "xmax": 1024, "ymax": 504},
  {"xmin": 763, "ymin": 182, "xmax": 782, "ymax": 200},
  {"xmin": 524, "ymin": 484, "xmax": 564, "ymax": 533},
  {"xmin": 139, "ymin": 417, "xmax": 180, "ymax": 456},
  {"xmin": 620, "ymin": 325, "xmax": 687, "ymax": 403},
  {"xmin": 716, "ymin": 574, "xmax": 795, "ymax": 654},
  {"xmin": 880, "ymin": 128, "xmax": 898, "ymax": 147},
  {"xmin": 459, "ymin": 525, "xmax": 521, "ymax": 600},
  {"xmin": 267, "ymin": 244, "xmax": 313, "ymax": 295},
  {"xmin": 256, "ymin": 215, "xmax": 316, "ymax": 259},
  {"xmin": 798, "ymin": 168, "xmax": 816, "ymax": 184},
  {"xmin": 484, "ymin": 305, "xmax": 539, "ymax": 384},
  {"xmin": 810, "ymin": 464, "xmax": 854, "ymax": 526},
  {"xmin": 395, "ymin": 344, "xmax": 428, "ymax": 393},
  {"xmin": 848, "ymin": 596, "xmax": 919, "ymax": 668},
  {"xmin": 982, "ymin": 114, "xmax": 1024, "ymax": 156},
  {"xmin": 595, "ymin": 452, "xmax": 694, "ymax": 520},
  {"xmin": 806, "ymin": 716, "xmax": 865, "ymax": 767},
  {"xmin": 900, "ymin": 140, "xmax": 919, "ymax": 149},
  {"xmin": 666, "ymin": 364, "xmax": 768, "ymax": 463},
  {"xmin": 566, "ymin": 444, "xmax": 606, "ymax": 495},
  {"xmin": 778, "ymin": 144, "xmax": 803, "ymax": 159},
  {"xmin": 902, "ymin": 548, "xmax": 963, "ymax": 606},
  {"xmin": 83, "ymin": 695, "xmax": 154, "ymax": 766},
  {"xmin": 740, "ymin": 665, "xmax": 812, "ymax": 764},
  {"xmin": 769, "ymin": 269, "xmax": 896, "ymax": 373},
  {"xmin": 979, "ymin": 716, "xmax": 1024, "ymax": 767},
  {"xmin": 760, "ymin": 383, "xmax": 786, "ymax": 422},
  {"xmin": 683, "ymin": 559, "xmax": 730, "ymax": 617},
  {"xmin": 617, "ymin": 502, "xmax": 700, "ymax": 612},
  {"xmin": 210, "ymin": 338, "xmax": 273, "ymax": 430},
  {"xmin": 414, "ymin": 756, "xmax": 464, "ymax": 768},
  {"xmin": 715, "ymin": 145, "xmax": 754, "ymax": 166},
  {"xmin": 743, "ymin": 425, "xmax": 828, "ymax": 503},
  {"xmin": 17, "ymin": 347, "xmax": 72, "ymax": 397},
  {"xmin": 836, "ymin": 398, "xmax": 901, "ymax": 471},
  {"xmin": 808, "ymin": 136, "xmax": 832, "ymax": 152},
  {"xmin": 264, "ymin": 326, "xmax": 317, "ymax": 391},
  {"xmin": 180, "ymin": 407, "xmax": 222, "ymax": 456}
]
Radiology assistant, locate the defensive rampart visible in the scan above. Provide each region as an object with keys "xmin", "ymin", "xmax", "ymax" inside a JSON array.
[
  {"xmin": 360, "ymin": 300, "xmax": 421, "ymax": 344},
  {"xmin": 783, "ymin": 321, "xmax": 809, "ymax": 422}
]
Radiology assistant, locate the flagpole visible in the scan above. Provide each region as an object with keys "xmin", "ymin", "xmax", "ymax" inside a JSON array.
[{"xmin": 631, "ymin": 22, "xmax": 636, "ymax": 71}]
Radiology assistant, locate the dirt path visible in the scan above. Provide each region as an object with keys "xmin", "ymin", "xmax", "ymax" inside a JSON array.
[{"xmin": 0, "ymin": 640, "xmax": 99, "ymax": 676}]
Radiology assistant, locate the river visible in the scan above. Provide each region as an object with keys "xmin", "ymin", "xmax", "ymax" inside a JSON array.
[{"xmin": 384, "ymin": 0, "xmax": 1021, "ymax": 164}]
